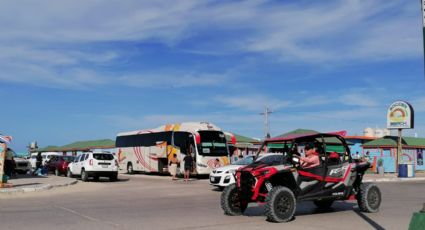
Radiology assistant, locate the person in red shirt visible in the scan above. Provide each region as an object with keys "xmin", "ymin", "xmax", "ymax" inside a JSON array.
[{"xmin": 300, "ymin": 144, "xmax": 320, "ymax": 169}]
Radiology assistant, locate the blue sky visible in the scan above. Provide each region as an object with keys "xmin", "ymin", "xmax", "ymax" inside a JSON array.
[{"xmin": 1, "ymin": 0, "xmax": 425, "ymax": 152}]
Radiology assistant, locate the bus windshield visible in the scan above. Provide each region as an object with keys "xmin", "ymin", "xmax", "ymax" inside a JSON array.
[{"xmin": 198, "ymin": 131, "xmax": 228, "ymax": 156}]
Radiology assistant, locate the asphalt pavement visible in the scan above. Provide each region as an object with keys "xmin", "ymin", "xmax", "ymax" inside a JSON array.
[
  {"xmin": 0, "ymin": 171, "xmax": 424, "ymax": 195},
  {"xmin": 0, "ymin": 174, "xmax": 424, "ymax": 230}
]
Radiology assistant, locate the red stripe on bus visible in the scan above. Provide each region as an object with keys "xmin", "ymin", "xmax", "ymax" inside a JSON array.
[
  {"xmin": 134, "ymin": 147, "xmax": 147, "ymax": 171},
  {"xmin": 137, "ymin": 147, "xmax": 156, "ymax": 172}
]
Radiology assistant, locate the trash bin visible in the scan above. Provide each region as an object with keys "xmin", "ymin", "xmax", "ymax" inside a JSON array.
[
  {"xmin": 398, "ymin": 164, "xmax": 407, "ymax": 178},
  {"xmin": 407, "ymin": 163, "xmax": 415, "ymax": 177}
]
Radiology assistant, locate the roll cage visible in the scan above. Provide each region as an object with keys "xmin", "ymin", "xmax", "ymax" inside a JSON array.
[{"xmin": 255, "ymin": 133, "xmax": 352, "ymax": 167}]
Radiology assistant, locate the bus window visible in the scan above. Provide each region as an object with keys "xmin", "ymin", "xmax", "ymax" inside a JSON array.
[
  {"xmin": 198, "ymin": 131, "xmax": 228, "ymax": 156},
  {"xmin": 116, "ymin": 132, "xmax": 172, "ymax": 147},
  {"xmin": 173, "ymin": 132, "xmax": 191, "ymax": 153}
]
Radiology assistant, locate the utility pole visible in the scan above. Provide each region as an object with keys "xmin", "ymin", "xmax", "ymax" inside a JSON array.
[
  {"xmin": 422, "ymin": 0, "xmax": 425, "ymax": 74},
  {"xmin": 260, "ymin": 107, "xmax": 273, "ymax": 139}
]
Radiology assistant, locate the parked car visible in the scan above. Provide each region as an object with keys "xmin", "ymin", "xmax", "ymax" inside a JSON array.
[
  {"xmin": 8, "ymin": 150, "xmax": 31, "ymax": 174},
  {"xmin": 45, "ymin": 156, "xmax": 75, "ymax": 176},
  {"xmin": 29, "ymin": 152, "xmax": 61, "ymax": 169},
  {"xmin": 13, "ymin": 155, "xmax": 31, "ymax": 174},
  {"xmin": 210, "ymin": 155, "xmax": 277, "ymax": 189},
  {"xmin": 68, "ymin": 151, "xmax": 118, "ymax": 182},
  {"xmin": 221, "ymin": 133, "xmax": 381, "ymax": 223}
]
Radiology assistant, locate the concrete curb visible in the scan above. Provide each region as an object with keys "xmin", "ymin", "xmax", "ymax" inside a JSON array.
[
  {"xmin": 364, "ymin": 177, "xmax": 425, "ymax": 183},
  {"xmin": 0, "ymin": 180, "xmax": 78, "ymax": 194}
]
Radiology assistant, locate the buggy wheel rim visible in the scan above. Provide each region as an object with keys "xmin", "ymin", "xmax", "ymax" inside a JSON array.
[
  {"xmin": 275, "ymin": 193, "xmax": 292, "ymax": 217},
  {"xmin": 229, "ymin": 189, "xmax": 241, "ymax": 211},
  {"xmin": 367, "ymin": 187, "xmax": 380, "ymax": 209}
]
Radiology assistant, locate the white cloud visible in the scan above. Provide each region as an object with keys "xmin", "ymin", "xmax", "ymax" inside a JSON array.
[
  {"xmin": 100, "ymin": 113, "xmax": 263, "ymax": 135},
  {"xmin": 0, "ymin": 1, "xmax": 418, "ymax": 61},
  {"xmin": 0, "ymin": 1, "xmax": 202, "ymax": 44},
  {"xmin": 294, "ymin": 95, "xmax": 334, "ymax": 107},
  {"xmin": 267, "ymin": 106, "xmax": 387, "ymax": 137},
  {"xmin": 118, "ymin": 72, "xmax": 228, "ymax": 88},
  {"xmin": 0, "ymin": 45, "xmax": 118, "ymax": 66},
  {"xmin": 0, "ymin": 63, "xmax": 107, "ymax": 89},
  {"xmin": 339, "ymin": 93, "xmax": 380, "ymax": 107},
  {"xmin": 215, "ymin": 95, "xmax": 291, "ymax": 111},
  {"xmin": 0, "ymin": 0, "xmax": 420, "ymax": 89}
]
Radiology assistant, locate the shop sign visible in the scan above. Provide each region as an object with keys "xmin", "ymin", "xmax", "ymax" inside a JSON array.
[
  {"xmin": 387, "ymin": 101, "xmax": 414, "ymax": 129},
  {"xmin": 0, "ymin": 143, "xmax": 5, "ymax": 183}
]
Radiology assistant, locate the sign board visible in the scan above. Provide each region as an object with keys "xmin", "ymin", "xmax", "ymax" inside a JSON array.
[
  {"xmin": 0, "ymin": 143, "xmax": 6, "ymax": 183},
  {"xmin": 387, "ymin": 101, "xmax": 414, "ymax": 129}
]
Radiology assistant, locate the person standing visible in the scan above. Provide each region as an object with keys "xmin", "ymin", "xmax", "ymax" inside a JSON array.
[
  {"xmin": 169, "ymin": 154, "xmax": 179, "ymax": 180},
  {"xmin": 231, "ymin": 149, "xmax": 239, "ymax": 163},
  {"xmin": 213, "ymin": 158, "xmax": 221, "ymax": 168},
  {"xmin": 4, "ymin": 148, "xmax": 14, "ymax": 178},
  {"xmin": 35, "ymin": 152, "xmax": 43, "ymax": 174},
  {"xmin": 183, "ymin": 148, "xmax": 194, "ymax": 182}
]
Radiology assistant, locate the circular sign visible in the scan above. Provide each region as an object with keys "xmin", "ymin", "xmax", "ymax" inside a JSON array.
[{"xmin": 387, "ymin": 101, "xmax": 414, "ymax": 129}]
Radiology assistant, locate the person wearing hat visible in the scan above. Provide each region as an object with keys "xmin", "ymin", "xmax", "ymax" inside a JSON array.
[{"xmin": 300, "ymin": 143, "xmax": 320, "ymax": 169}]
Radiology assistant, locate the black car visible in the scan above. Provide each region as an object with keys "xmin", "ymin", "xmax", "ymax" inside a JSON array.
[{"xmin": 221, "ymin": 133, "xmax": 381, "ymax": 223}]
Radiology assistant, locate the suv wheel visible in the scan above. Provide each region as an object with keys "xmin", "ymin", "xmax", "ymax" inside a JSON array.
[
  {"xmin": 67, "ymin": 169, "xmax": 73, "ymax": 178},
  {"xmin": 110, "ymin": 173, "xmax": 118, "ymax": 182},
  {"xmin": 81, "ymin": 169, "xmax": 88, "ymax": 182},
  {"xmin": 127, "ymin": 163, "xmax": 134, "ymax": 174},
  {"xmin": 313, "ymin": 199, "xmax": 334, "ymax": 209},
  {"xmin": 221, "ymin": 184, "xmax": 247, "ymax": 216},
  {"xmin": 265, "ymin": 186, "xmax": 296, "ymax": 223},
  {"xmin": 55, "ymin": 168, "xmax": 60, "ymax": 176},
  {"xmin": 357, "ymin": 183, "xmax": 381, "ymax": 213}
]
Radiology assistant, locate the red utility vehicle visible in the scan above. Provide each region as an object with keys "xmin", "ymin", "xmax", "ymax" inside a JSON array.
[{"xmin": 221, "ymin": 133, "xmax": 381, "ymax": 223}]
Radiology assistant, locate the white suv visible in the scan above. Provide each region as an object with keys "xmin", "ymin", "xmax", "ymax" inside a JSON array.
[
  {"xmin": 67, "ymin": 151, "xmax": 118, "ymax": 182},
  {"xmin": 209, "ymin": 154, "xmax": 280, "ymax": 189}
]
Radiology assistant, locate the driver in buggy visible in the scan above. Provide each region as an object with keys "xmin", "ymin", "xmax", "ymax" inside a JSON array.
[{"xmin": 300, "ymin": 143, "xmax": 320, "ymax": 169}]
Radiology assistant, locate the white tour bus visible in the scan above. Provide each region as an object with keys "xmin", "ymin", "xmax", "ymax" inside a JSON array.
[{"xmin": 116, "ymin": 122, "xmax": 230, "ymax": 175}]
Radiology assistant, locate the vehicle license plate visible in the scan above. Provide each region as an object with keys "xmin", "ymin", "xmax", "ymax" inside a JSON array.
[{"xmin": 102, "ymin": 165, "xmax": 108, "ymax": 168}]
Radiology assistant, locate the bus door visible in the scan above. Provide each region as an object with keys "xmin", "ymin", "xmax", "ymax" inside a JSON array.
[
  {"xmin": 150, "ymin": 141, "xmax": 168, "ymax": 173},
  {"xmin": 172, "ymin": 132, "xmax": 192, "ymax": 173}
]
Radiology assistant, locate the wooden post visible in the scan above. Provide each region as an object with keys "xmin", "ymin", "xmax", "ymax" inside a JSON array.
[{"xmin": 397, "ymin": 128, "xmax": 402, "ymax": 174}]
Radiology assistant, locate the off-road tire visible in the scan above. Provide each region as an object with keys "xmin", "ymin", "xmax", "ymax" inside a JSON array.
[
  {"xmin": 55, "ymin": 169, "xmax": 60, "ymax": 176},
  {"xmin": 67, "ymin": 169, "xmax": 73, "ymax": 178},
  {"xmin": 127, "ymin": 163, "xmax": 134, "ymax": 175},
  {"xmin": 357, "ymin": 183, "xmax": 381, "ymax": 213},
  {"xmin": 81, "ymin": 169, "xmax": 88, "ymax": 182},
  {"xmin": 221, "ymin": 184, "xmax": 247, "ymax": 216},
  {"xmin": 313, "ymin": 199, "xmax": 334, "ymax": 209},
  {"xmin": 265, "ymin": 186, "xmax": 296, "ymax": 223}
]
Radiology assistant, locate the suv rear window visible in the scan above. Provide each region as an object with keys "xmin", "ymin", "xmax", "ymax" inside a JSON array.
[{"xmin": 93, "ymin": 154, "xmax": 114, "ymax": 161}]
